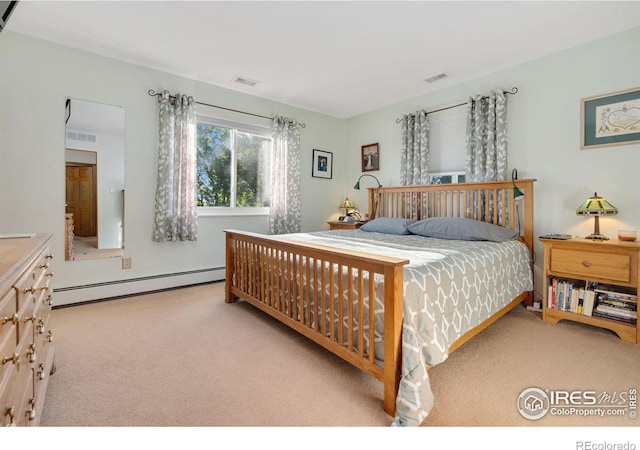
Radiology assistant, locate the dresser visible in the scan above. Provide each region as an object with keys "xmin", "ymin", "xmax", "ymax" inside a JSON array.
[{"xmin": 0, "ymin": 233, "xmax": 55, "ymax": 426}]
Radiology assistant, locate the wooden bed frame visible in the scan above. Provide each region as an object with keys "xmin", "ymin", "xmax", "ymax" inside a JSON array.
[{"xmin": 225, "ymin": 179, "xmax": 536, "ymax": 418}]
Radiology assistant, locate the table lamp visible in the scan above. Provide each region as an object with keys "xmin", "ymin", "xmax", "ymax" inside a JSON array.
[
  {"xmin": 512, "ymin": 168, "xmax": 524, "ymax": 200},
  {"xmin": 339, "ymin": 198, "xmax": 355, "ymax": 216},
  {"xmin": 576, "ymin": 192, "xmax": 618, "ymax": 240},
  {"xmin": 354, "ymin": 174, "xmax": 382, "ymax": 219}
]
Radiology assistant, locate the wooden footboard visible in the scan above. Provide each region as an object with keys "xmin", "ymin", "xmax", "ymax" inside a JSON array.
[
  {"xmin": 225, "ymin": 179, "xmax": 536, "ymax": 420},
  {"xmin": 225, "ymin": 229, "xmax": 409, "ymax": 415}
]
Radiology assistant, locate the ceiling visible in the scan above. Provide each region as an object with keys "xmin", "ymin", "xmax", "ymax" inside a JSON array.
[{"xmin": 6, "ymin": 1, "xmax": 640, "ymax": 119}]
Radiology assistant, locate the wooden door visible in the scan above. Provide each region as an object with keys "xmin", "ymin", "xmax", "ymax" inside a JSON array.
[{"xmin": 66, "ymin": 165, "xmax": 97, "ymax": 237}]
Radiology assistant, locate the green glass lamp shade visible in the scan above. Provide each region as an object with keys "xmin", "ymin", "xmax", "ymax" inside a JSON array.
[
  {"xmin": 511, "ymin": 169, "xmax": 524, "ymax": 200},
  {"xmin": 576, "ymin": 192, "xmax": 618, "ymax": 240}
]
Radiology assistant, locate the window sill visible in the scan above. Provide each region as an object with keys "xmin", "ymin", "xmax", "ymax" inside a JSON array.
[{"xmin": 197, "ymin": 207, "xmax": 269, "ymax": 217}]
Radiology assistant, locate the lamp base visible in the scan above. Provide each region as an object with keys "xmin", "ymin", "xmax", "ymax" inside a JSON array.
[{"xmin": 584, "ymin": 233, "xmax": 609, "ymax": 241}]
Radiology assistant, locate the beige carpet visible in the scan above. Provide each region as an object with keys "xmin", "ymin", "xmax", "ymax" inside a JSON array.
[{"xmin": 40, "ymin": 282, "xmax": 639, "ymax": 437}]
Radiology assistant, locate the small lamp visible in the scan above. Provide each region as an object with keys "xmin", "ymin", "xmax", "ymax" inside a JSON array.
[
  {"xmin": 339, "ymin": 198, "xmax": 355, "ymax": 216},
  {"xmin": 512, "ymin": 168, "xmax": 524, "ymax": 200},
  {"xmin": 576, "ymin": 192, "xmax": 618, "ymax": 240},
  {"xmin": 354, "ymin": 174, "xmax": 382, "ymax": 219}
]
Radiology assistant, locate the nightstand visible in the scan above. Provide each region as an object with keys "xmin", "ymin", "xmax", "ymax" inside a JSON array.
[
  {"xmin": 327, "ymin": 221, "xmax": 364, "ymax": 230},
  {"xmin": 540, "ymin": 237, "xmax": 639, "ymax": 344}
]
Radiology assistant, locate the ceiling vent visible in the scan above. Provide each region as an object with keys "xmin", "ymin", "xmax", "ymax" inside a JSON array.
[
  {"xmin": 232, "ymin": 76, "xmax": 259, "ymax": 87},
  {"xmin": 425, "ymin": 72, "xmax": 449, "ymax": 83}
]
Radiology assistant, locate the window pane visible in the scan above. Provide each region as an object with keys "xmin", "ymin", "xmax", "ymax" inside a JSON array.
[
  {"xmin": 429, "ymin": 175, "xmax": 453, "ymax": 185},
  {"xmin": 428, "ymin": 110, "xmax": 466, "ymax": 172},
  {"xmin": 236, "ymin": 132, "xmax": 271, "ymax": 207},
  {"xmin": 197, "ymin": 124, "xmax": 231, "ymax": 207}
]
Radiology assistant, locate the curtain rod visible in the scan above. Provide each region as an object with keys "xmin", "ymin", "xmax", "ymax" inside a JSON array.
[
  {"xmin": 147, "ymin": 89, "xmax": 306, "ymax": 128},
  {"xmin": 395, "ymin": 87, "xmax": 518, "ymax": 124}
]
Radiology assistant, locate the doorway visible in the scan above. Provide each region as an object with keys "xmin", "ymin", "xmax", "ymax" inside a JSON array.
[{"xmin": 65, "ymin": 163, "xmax": 97, "ymax": 237}]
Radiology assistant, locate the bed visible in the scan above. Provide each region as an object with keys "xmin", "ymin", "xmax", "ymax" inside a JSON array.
[{"xmin": 225, "ymin": 179, "xmax": 536, "ymax": 426}]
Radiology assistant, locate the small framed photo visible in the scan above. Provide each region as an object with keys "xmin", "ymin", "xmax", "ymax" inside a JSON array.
[
  {"xmin": 361, "ymin": 143, "xmax": 379, "ymax": 172},
  {"xmin": 312, "ymin": 149, "xmax": 333, "ymax": 179},
  {"xmin": 581, "ymin": 87, "xmax": 640, "ymax": 149}
]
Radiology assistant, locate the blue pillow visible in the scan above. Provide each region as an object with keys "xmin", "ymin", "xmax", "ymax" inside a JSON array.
[
  {"xmin": 408, "ymin": 217, "xmax": 518, "ymax": 242},
  {"xmin": 360, "ymin": 217, "xmax": 416, "ymax": 235}
]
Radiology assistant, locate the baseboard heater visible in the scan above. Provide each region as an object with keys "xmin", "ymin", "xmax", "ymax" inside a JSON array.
[{"xmin": 53, "ymin": 267, "xmax": 225, "ymax": 307}]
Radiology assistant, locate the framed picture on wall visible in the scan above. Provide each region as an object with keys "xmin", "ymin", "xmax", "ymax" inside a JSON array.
[
  {"xmin": 312, "ymin": 149, "xmax": 333, "ymax": 179},
  {"xmin": 361, "ymin": 143, "xmax": 379, "ymax": 172},
  {"xmin": 581, "ymin": 87, "xmax": 640, "ymax": 149}
]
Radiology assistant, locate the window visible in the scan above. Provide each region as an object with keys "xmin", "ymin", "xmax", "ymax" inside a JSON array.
[
  {"xmin": 428, "ymin": 108, "xmax": 466, "ymax": 183},
  {"xmin": 428, "ymin": 171, "xmax": 466, "ymax": 184},
  {"xmin": 196, "ymin": 117, "xmax": 272, "ymax": 214}
]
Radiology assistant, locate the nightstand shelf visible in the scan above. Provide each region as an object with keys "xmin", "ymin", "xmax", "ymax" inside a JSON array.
[
  {"xmin": 540, "ymin": 237, "xmax": 639, "ymax": 344},
  {"xmin": 327, "ymin": 221, "xmax": 364, "ymax": 230}
]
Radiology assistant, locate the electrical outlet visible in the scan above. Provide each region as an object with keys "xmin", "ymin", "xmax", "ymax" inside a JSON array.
[{"xmin": 122, "ymin": 257, "xmax": 131, "ymax": 269}]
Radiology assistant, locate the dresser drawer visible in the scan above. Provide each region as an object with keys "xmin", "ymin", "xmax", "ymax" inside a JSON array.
[
  {"xmin": 15, "ymin": 247, "xmax": 51, "ymax": 311},
  {"xmin": 1, "ymin": 290, "xmax": 18, "ymax": 383},
  {"xmin": 550, "ymin": 247, "xmax": 633, "ymax": 283}
]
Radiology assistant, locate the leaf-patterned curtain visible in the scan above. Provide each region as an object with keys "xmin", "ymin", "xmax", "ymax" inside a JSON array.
[
  {"xmin": 400, "ymin": 110, "xmax": 430, "ymax": 186},
  {"xmin": 269, "ymin": 116, "xmax": 301, "ymax": 235},
  {"xmin": 465, "ymin": 90, "xmax": 508, "ymax": 223},
  {"xmin": 152, "ymin": 90, "xmax": 198, "ymax": 242},
  {"xmin": 465, "ymin": 89, "xmax": 507, "ymax": 182}
]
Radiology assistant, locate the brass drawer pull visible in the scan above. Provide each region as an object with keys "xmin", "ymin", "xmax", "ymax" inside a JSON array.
[
  {"xmin": 2, "ymin": 353, "xmax": 19, "ymax": 365},
  {"xmin": 37, "ymin": 363, "xmax": 46, "ymax": 380},
  {"xmin": 21, "ymin": 287, "xmax": 36, "ymax": 295},
  {"xmin": 26, "ymin": 398, "xmax": 36, "ymax": 421},
  {"xmin": 37, "ymin": 318, "xmax": 45, "ymax": 334},
  {"xmin": 1, "ymin": 313, "xmax": 18, "ymax": 325},
  {"xmin": 47, "ymin": 330, "xmax": 53, "ymax": 343},
  {"xmin": 4, "ymin": 407, "xmax": 16, "ymax": 426},
  {"xmin": 23, "ymin": 315, "xmax": 36, "ymax": 323},
  {"xmin": 27, "ymin": 343, "xmax": 37, "ymax": 363},
  {"xmin": 582, "ymin": 260, "xmax": 592, "ymax": 267},
  {"xmin": 46, "ymin": 272, "xmax": 54, "ymax": 278}
]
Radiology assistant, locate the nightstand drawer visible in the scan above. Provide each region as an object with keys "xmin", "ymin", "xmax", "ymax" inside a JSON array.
[{"xmin": 550, "ymin": 248, "xmax": 633, "ymax": 283}]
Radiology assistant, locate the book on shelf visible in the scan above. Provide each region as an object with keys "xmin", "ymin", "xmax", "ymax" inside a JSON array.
[
  {"xmin": 546, "ymin": 277, "xmax": 635, "ymax": 319},
  {"xmin": 583, "ymin": 290, "xmax": 596, "ymax": 316},
  {"xmin": 595, "ymin": 304, "xmax": 637, "ymax": 319},
  {"xmin": 596, "ymin": 296, "xmax": 637, "ymax": 311},
  {"xmin": 593, "ymin": 308, "xmax": 637, "ymax": 324},
  {"xmin": 594, "ymin": 288, "xmax": 637, "ymax": 303}
]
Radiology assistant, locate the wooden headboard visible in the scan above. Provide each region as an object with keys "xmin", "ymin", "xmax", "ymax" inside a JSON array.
[{"xmin": 367, "ymin": 179, "xmax": 536, "ymax": 255}]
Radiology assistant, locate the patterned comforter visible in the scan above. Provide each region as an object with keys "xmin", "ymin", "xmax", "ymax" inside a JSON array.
[{"xmin": 276, "ymin": 229, "xmax": 533, "ymax": 426}]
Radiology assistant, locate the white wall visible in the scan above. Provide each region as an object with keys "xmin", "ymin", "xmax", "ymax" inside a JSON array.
[
  {"xmin": 346, "ymin": 27, "xmax": 640, "ymax": 299},
  {"xmin": 1, "ymin": 27, "xmax": 639, "ymax": 304},
  {"xmin": 0, "ymin": 31, "xmax": 347, "ymax": 299}
]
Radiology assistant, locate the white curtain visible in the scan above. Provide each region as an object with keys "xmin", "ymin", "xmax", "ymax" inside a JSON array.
[
  {"xmin": 400, "ymin": 110, "xmax": 430, "ymax": 186},
  {"xmin": 465, "ymin": 89, "xmax": 507, "ymax": 182},
  {"xmin": 152, "ymin": 90, "xmax": 198, "ymax": 242},
  {"xmin": 269, "ymin": 116, "xmax": 301, "ymax": 235}
]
